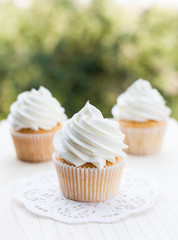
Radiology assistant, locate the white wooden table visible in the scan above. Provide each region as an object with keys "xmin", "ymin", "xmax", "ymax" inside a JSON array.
[{"xmin": 0, "ymin": 119, "xmax": 178, "ymax": 240}]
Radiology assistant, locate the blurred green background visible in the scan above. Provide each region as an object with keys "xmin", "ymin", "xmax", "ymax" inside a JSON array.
[{"xmin": 0, "ymin": 0, "xmax": 178, "ymax": 120}]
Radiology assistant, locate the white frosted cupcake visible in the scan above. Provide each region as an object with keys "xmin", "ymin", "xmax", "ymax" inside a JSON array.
[
  {"xmin": 53, "ymin": 102, "xmax": 127, "ymax": 202},
  {"xmin": 8, "ymin": 86, "xmax": 67, "ymax": 162},
  {"xmin": 112, "ymin": 79, "xmax": 171, "ymax": 155}
]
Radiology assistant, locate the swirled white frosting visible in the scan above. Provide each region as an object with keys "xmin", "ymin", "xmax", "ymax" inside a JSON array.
[
  {"xmin": 53, "ymin": 102, "xmax": 127, "ymax": 169},
  {"xmin": 8, "ymin": 86, "xmax": 67, "ymax": 130},
  {"xmin": 112, "ymin": 79, "xmax": 171, "ymax": 122}
]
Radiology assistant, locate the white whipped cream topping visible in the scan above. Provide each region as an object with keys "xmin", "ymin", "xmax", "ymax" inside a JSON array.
[
  {"xmin": 112, "ymin": 79, "xmax": 171, "ymax": 122},
  {"xmin": 8, "ymin": 86, "xmax": 67, "ymax": 130},
  {"xmin": 53, "ymin": 102, "xmax": 127, "ymax": 169}
]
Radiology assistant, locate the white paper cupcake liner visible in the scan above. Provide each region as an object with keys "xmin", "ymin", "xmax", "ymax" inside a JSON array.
[
  {"xmin": 53, "ymin": 154, "xmax": 126, "ymax": 202},
  {"xmin": 120, "ymin": 125, "xmax": 166, "ymax": 155},
  {"xmin": 11, "ymin": 130, "xmax": 59, "ymax": 162}
]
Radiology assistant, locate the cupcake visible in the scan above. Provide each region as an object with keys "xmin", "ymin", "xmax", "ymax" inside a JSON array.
[
  {"xmin": 112, "ymin": 79, "xmax": 171, "ymax": 155},
  {"xmin": 53, "ymin": 101, "xmax": 127, "ymax": 202},
  {"xmin": 8, "ymin": 86, "xmax": 67, "ymax": 162}
]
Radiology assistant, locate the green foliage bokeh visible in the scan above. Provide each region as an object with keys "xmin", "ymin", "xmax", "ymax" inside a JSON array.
[{"xmin": 0, "ymin": 0, "xmax": 178, "ymax": 119}]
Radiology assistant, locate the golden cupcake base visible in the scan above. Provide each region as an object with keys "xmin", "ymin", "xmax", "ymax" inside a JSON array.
[
  {"xmin": 53, "ymin": 154, "xmax": 126, "ymax": 202},
  {"xmin": 118, "ymin": 120, "xmax": 166, "ymax": 155},
  {"xmin": 11, "ymin": 124, "xmax": 62, "ymax": 162}
]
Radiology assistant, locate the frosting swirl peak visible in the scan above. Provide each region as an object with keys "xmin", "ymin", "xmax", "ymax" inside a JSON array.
[
  {"xmin": 112, "ymin": 79, "xmax": 171, "ymax": 122},
  {"xmin": 53, "ymin": 102, "xmax": 127, "ymax": 169},
  {"xmin": 8, "ymin": 86, "xmax": 67, "ymax": 130}
]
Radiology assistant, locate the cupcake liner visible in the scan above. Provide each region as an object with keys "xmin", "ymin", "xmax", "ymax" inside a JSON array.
[
  {"xmin": 11, "ymin": 130, "xmax": 59, "ymax": 162},
  {"xmin": 53, "ymin": 154, "xmax": 126, "ymax": 202},
  {"xmin": 120, "ymin": 125, "xmax": 166, "ymax": 155}
]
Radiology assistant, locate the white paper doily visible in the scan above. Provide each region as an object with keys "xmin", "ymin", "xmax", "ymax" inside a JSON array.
[{"xmin": 14, "ymin": 171, "xmax": 158, "ymax": 223}]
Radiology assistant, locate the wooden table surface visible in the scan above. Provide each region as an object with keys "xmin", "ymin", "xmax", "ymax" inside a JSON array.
[{"xmin": 0, "ymin": 119, "xmax": 178, "ymax": 240}]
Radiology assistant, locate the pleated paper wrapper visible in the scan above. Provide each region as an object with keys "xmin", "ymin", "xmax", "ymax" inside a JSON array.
[
  {"xmin": 11, "ymin": 130, "xmax": 59, "ymax": 162},
  {"xmin": 53, "ymin": 154, "xmax": 126, "ymax": 202},
  {"xmin": 120, "ymin": 125, "xmax": 166, "ymax": 155}
]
